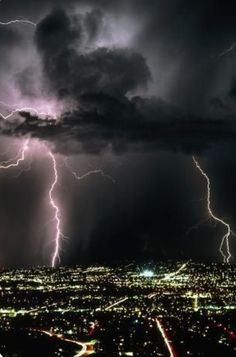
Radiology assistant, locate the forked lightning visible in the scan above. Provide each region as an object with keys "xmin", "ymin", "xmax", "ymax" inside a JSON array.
[{"xmin": 192, "ymin": 156, "xmax": 232, "ymax": 263}]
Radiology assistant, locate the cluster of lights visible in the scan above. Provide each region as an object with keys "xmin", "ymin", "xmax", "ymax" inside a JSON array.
[{"xmin": 0, "ymin": 262, "xmax": 236, "ymax": 355}]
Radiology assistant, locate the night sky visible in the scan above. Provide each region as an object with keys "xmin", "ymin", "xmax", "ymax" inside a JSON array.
[{"xmin": 0, "ymin": 0, "xmax": 236, "ymax": 267}]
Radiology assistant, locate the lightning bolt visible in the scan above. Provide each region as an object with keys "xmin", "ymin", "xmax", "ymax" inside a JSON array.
[
  {"xmin": 11, "ymin": 151, "xmax": 33, "ymax": 179},
  {"xmin": 0, "ymin": 105, "xmax": 56, "ymax": 120},
  {"xmin": 0, "ymin": 19, "xmax": 36, "ymax": 26},
  {"xmin": 218, "ymin": 41, "xmax": 236, "ymax": 58},
  {"xmin": 0, "ymin": 98, "xmax": 63, "ymax": 267},
  {"xmin": 0, "ymin": 13, "xmax": 66, "ymax": 267},
  {"xmin": 64, "ymin": 159, "xmax": 116, "ymax": 184},
  {"xmin": 71, "ymin": 169, "xmax": 115, "ymax": 183},
  {"xmin": 0, "ymin": 11, "xmax": 111, "ymax": 266},
  {"xmin": 48, "ymin": 151, "xmax": 65, "ymax": 268},
  {"xmin": 0, "ymin": 139, "xmax": 29, "ymax": 169},
  {"xmin": 192, "ymin": 156, "xmax": 232, "ymax": 263},
  {"xmin": 0, "ymin": 138, "xmax": 66, "ymax": 267}
]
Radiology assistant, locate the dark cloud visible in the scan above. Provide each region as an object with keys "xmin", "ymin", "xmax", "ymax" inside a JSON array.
[
  {"xmin": 2, "ymin": 1, "xmax": 236, "ymax": 112},
  {"xmin": 35, "ymin": 9, "xmax": 150, "ymax": 99},
  {"xmin": 83, "ymin": 8, "xmax": 105, "ymax": 43},
  {"xmin": 2, "ymin": 94, "xmax": 236, "ymax": 156},
  {"xmin": 12, "ymin": 4, "xmax": 230, "ymax": 156},
  {"xmin": 35, "ymin": 9, "xmax": 80, "ymax": 55},
  {"xmin": 0, "ymin": 2, "xmax": 236, "ymax": 157}
]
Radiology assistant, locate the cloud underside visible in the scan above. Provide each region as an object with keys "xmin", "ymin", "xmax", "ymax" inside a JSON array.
[{"xmin": 2, "ymin": 94, "xmax": 236, "ymax": 155}]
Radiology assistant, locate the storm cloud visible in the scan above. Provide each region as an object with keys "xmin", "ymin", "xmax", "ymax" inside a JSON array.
[
  {"xmin": 1, "ymin": 0, "xmax": 236, "ymax": 265},
  {"xmin": 1, "ymin": 94, "xmax": 236, "ymax": 156},
  {"xmin": 1, "ymin": 2, "xmax": 236, "ymax": 156},
  {"xmin": 34, "ymin": 9, "xmax": 150, "ymax": 99}
]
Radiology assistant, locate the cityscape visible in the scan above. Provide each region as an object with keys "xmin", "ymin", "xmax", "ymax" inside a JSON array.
[{"xmin": 0, "ymin": 261, "xmax": 235, "ymax": 356}]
